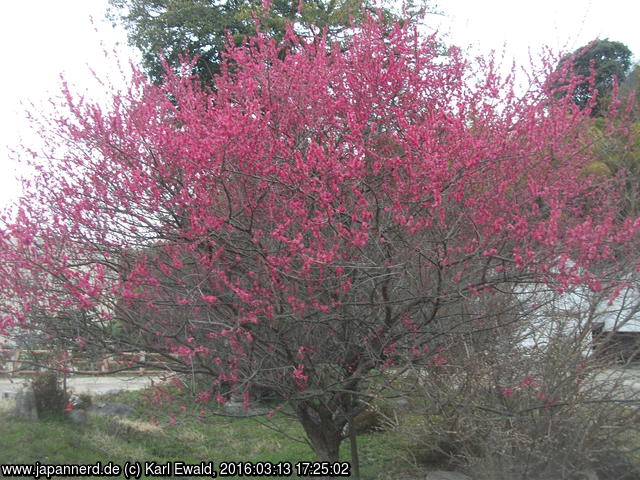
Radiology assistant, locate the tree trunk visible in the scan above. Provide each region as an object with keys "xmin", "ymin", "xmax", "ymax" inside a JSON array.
[
  {"xmin": 312, "ymin": 439, "xmax": 340, "ymax": 463},
  {"xmin": 297, "ymin": 404, "xmax": 343, "ymax": 462}
]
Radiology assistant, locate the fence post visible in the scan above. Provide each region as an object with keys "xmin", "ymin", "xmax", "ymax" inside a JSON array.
[
  {"xmin": 10, "ymin": 349, "xmax": 21, "ymax": 375},
  {"xmin": 139, "ymin": 351, "xmax": 146, "ymax": 375},
  {"xmin": 101, "ymin": 356, "xmax": 112, "ymax": 373}
]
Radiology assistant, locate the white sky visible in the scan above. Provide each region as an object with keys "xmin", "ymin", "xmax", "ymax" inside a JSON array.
[
  {"xmin": 0, "ymin": 0, "xmax": 639, "ymax": 212},
  {"xmin": 434, "ymin": 1, "xmax": 639, "ymax": 64},
  {"xmin": 0, "ymin": 1, "xmax": 136, "ymax": 211}
]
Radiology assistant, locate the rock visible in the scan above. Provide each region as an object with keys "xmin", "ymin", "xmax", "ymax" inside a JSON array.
[
  {"xmin": 582, "ymin": 470, "xmax": 599, "ymax": 480},
  {"xmin": 250, "ymin": 384, "xmax": 279, "ymax": 402},
  {"xmin": 90, "ymin": 402, "xmax": 134, "ymax": 418},
  {"xmin": 223, "ymin": 401, "xmax": 269, "ymax": 416},
  {"xmin": 14, "ymin": 385, "xmax": 38, "ymax": 420},
  {"xmin": 67, "ymin": 409, "xmax": 88, "ymax": 425},
  {"xmin": 224, "ymin": 400, "xmax": 244, "ymax": 413},
  {"xmin": 426, "ymin": 471, "xmax": 472, "ymax": 480}
]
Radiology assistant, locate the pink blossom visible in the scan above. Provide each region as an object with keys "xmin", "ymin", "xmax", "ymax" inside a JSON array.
[{"xmin": 501, "ymin": 387, "xmax": 516, "ymax": 398}]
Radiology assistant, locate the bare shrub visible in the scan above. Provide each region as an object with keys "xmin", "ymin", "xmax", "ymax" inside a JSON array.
[{"xmin": 397, "ymin": 289, "xmax": 640, "ymax": 480}]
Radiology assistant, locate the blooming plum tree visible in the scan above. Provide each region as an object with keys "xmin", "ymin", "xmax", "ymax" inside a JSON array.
[{"xmin": 1, "ymin": 19, "xmax": 639, "ymax": 461}]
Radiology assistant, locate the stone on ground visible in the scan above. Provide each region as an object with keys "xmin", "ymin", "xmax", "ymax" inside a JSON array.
[
  {"xmin": 68, "ymin": 408, "xmax": 88, "ymax": 425},
  {"xmin": 426, "ymin": 471, "xmax": 472, "ymax": 480},
  {"xmin": 13, "ymin": 385, "xmax": 38, "ymax": 420},
  {"xmin": 90, "ymin": 402, "xmax": 134, "ymax": 418}
]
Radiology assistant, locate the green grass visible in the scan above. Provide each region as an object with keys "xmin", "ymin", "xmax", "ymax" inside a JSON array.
[{"xmin": 0, "ymin": 390, "xmax": 420, "ymax": 480}]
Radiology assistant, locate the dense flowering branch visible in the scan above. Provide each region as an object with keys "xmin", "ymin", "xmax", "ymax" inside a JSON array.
[{"xmin": 1, "ymin": 18, "xmax": 638, "ymax": 461}]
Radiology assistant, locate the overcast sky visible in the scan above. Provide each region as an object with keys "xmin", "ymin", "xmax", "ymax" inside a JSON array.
[
  {"xmin": 0, "ymin": 0, "xmax": 638, "ymax": 211},
  {"xmin": 435, "ymin": 1, "xmax": 639, "ymax": 63}
]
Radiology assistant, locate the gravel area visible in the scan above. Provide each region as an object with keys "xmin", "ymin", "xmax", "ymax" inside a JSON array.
[{"xmin": 0, "ymin": 374, "xmax": 161, "ymax": 398}]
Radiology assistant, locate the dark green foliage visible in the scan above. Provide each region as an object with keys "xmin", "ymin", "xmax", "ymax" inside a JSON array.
[
  {"xmin": 108, "ymin": 0, "xmax": 424, "ymax": 85},
  {"xmin": 559, "ymin": 39, "xmax": 632, "ymax": 116},
  {"xmin": 30, "ymin": 372, "xmax": 69, "ymax": 417},
  {"xmin": 353, "ymin": 400, "xmax": 394, "ymax": 434},
  {"xmin": 74, "ymin": 393, "xmax": 93, "ymax": 409}
]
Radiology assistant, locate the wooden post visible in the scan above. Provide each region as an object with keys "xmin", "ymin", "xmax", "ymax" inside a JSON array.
[
  {"xmin": 139, "ymin": 351, "xmax": 146, "ymax": 375},
  {"xmin": 349, "ymin": 419, "xmax": 361, "ymax": 480},
  {"xmin": 101, "ymin": 356, "xmax": 112, "ymax": 373},
  {"xmin": 10, "ymin": 349, "xmax": 21, "ymax": 375}
]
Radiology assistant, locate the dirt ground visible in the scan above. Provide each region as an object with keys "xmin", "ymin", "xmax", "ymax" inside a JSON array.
[
  {"xmin": 0, "ymin": 374, "xmax": 161, "ymax": 398},
  {"xmin": 3, "ymin": 365, "xmax": 640, "ymax": 399}
]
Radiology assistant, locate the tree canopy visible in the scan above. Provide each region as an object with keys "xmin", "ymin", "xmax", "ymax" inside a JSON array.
[
  {"xmin": 558, "ymin": 38, "xmax": 633, "ymax": 116},
  {"xmin": 108, "ymin": 0, "xmax": 418, "ymax": 85}
]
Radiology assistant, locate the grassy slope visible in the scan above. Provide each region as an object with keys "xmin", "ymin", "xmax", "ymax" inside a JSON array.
[{"xmin": 0, "ymin": 391, "xmax": 418, "ymax": 480}]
